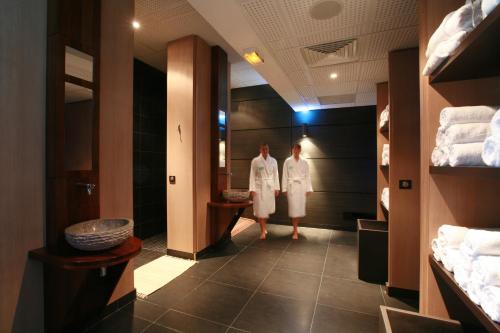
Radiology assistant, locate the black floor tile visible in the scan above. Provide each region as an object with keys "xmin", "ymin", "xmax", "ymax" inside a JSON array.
[
  {"xmin": 134, "ymin": 249, "xmax": 164, "ymax": 269},
  {"xmin": 318, "ymin": 276, "xmax": 384, "ymax": 316},
  {"xmin": 249, "ymin": 224, "xmax": 293, "ymax": 250},
  {"xmin": 231, "ymin": 224, "xmax": 260, "ymax": 246},
  {"xmin": 233, "ymin": 292, "xmax": 315, "ymax": 333},
  {"xmin": 145, "ymin": 275, "xmax": 203, "ymax": 309},
  {"xmin": 86, "ymin": 309, "xmax": 150, "ymax": 333},
  {"xmin": 296, "ymin": 228, "xmax": 332, "ymax": 244},
  {"xmin": 156, "ymin": 309, "xmax": 228, "ymax": 333},
  {"xmin": 311, "ymin": 304, "xmax": 378, "ymax": 333},
  {"xmin": 324, "ymin": 245, "xmax": 358, "ymax": 280},
  {"xmin": 286, "ymin": 240, "xmax": 329, "ymax": 257},
  {"xmin": 173, "ymin": 281, "xmax": 253, "ymax": 325},
  {"xmin": 276, "ymin": 251, "xmax": 325, "ymax": 275},
  {"xmin": 122, "ymin": 299, "xmax": 167, "ymax": 322},
  {"xmin": 259, "ymin": 268, "xmax": 321, "ymax": 301},
  {"xmin": 330, "ymin": 230, "xmax": 358, "ymax": 246},
  {"xmin": 183, "ymin": 252, "xmax": 235, "ymax": 280},
  {"xmin": 142, "ymin": 324, "xmax": 178, "ymax": 333}
]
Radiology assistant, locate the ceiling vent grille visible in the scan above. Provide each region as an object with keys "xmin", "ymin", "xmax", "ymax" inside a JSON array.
[
  {"xmin": 301, "ymin": 38, "xmax": 358, "ymax": 67},
  {"xmin": 318, "ymin": 94, "xmax": 356, "ymax": 105}
]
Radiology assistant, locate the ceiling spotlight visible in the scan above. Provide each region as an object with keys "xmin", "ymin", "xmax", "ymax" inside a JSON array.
[
  {"xmin": 132, "ymin": 20, "xmax": 141, "ymax": 29},
  {"xmin": 243, "ymin": 48, "xmax": 264, "ymax": 65},
  {"xmin": 330, "ymin": 72, "xmax": 338, "ymax": 79}
]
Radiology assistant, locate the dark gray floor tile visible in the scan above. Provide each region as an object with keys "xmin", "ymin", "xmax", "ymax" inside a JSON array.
[
  {"xmin": 259, "ymin": 268, "xmax": 321, "ymax": 301},
  {"xmin": 286, "ymin": 240, "xmax": 329, "ymax": 257},
  {"xmin": 311, "ymin": 304, "xmax": 378, "ymax": 333},
  {"xmin": 156, "ymin": 309, "xmax": 228, "ymax": 333},
  {"xmin": 318, "ymin": 276, "xmax": 384, "ymax": 316},
  {"xmin": 183, "ymin": 253, "xmax": 235, "ymax": 280},
  {"xmin": 296, "ymin": 228, "xmax": 332, "ymax": 244},
  {"xmin": 122, "ymin": 299, "xmax": 167, "ymax": 322},
  {"xmin": 87, "ymin": 309, "xmax": 150, "ymax": 333},
  {"xmin": 382, "ymin": 291, "xmax": 418, "ymax": 312},
  {"xmin": 231, "ymin": 224, "xmax": 260, "ymax": 246},
  {"xmin": 173, "ymin": 281, "xmax": 252, "ymax": 325},
  {"xmin": 324, "ymin": 245, "xmax": 358, "ymax": 280},
  {"xmin": 276, "ymin": 251, "xmax": 325, "ymax": 275},
  {"xmin": 145, "ymin": 275, "xmax": 203, "ymax": 309},
  {"xmin": 233, "ymin": 292, "xmax": 315, "ymax": 333},
  {"xmin": 134, "ymin": 249, "xmax": 164, "ymax": 269},
  {"xmin": 330, "ymin": 230, "xmax": 358, "ymax": 246},
  {"xmin": 143, "ymin": 324, "xmax": 178, "ymax": 333}
]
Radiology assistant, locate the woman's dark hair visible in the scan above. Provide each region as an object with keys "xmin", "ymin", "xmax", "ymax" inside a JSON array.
[{"xmin": 291, "ymin": 143, "xmax": 301, "ymax": 150}]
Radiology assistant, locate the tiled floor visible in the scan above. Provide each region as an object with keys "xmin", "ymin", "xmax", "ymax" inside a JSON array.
[{"xmin": 87, "ymin": 224, "xmax": 417, "ymax": 333}]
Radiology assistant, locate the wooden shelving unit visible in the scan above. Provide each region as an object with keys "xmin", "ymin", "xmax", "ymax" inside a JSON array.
[
  {"xmin": 419, "ymin": 0, "xmax": 500, "ymax": 326},
  {"xmin": 430, "ymin": 5, "xmax": 500, "ymax": 83},
  {"xmin": 429, "ymin": 256, "xmax": 500, "ymax": 333},
  {"xmin": 376, "ymin": 82, "xmax": 389, "ymax": 222}
]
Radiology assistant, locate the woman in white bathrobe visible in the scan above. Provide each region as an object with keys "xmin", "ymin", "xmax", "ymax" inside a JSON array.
[
  {"xmin": 282, "ymin": 143, "xmax": 313, "ymax": 239},
  {"xmin": 249, "ymin": 144, "xmax": 280, "ymax": 240}
]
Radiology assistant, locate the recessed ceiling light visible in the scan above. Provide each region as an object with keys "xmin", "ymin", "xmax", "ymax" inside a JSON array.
[
  {"xmin": 330, "ymin": 72, "xmax": 338, "ymax": 79},
  {"xmin": 310, "ymin": 0, "xmax": 343, "ymax": 20},
  {"xmin": 243, "ymin": 48, "xmax": 264, "ymax": 65},
  {"xmin": 132, "ymin": 20, "xmax": 141, "ymax": 29}
]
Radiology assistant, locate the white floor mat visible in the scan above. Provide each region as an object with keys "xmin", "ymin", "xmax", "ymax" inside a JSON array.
[{"xmin": 134, "ymin": 255, "xmax": 196, "ymax": 298}]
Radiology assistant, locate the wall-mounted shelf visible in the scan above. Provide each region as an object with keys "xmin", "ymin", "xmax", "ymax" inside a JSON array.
[
  {"xmin": 430, "ymin": 5, "xmax": 500, "ymax": 83},
  {"xmin": 380, "ymin": 164, "xmax": 389, "ymax": 170},
  {"xmin": 29, "ymin": 237, "xmax": 142, "ymax": 270},
  {"xmin": 429, "ymin": 166, "xmax": 500, "ymax": 178},
  {"xmin": 429, "ymin": 255, "xmax": 500, "ymax": 333},
  {"xmin": 380, "ymin": 123, "xmax": 389, "ymax": 133},
  {"xmin": 381, "ymin": 202, "xmax": 389, "ymax": 215}
]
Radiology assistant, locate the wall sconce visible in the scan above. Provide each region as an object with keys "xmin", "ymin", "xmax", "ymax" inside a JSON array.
[
  {"xmin": 243, "ymin": 48, "xmax": 264, "ymax": 65},
  {"xmin": 302, "ymin": 123, "xmax": 308, "ymax": 138}
]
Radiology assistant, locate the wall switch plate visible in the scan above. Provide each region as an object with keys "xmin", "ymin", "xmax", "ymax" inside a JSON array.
[
  {"xmin": 169, "ymin": 176, "xmax": 176, "ymax": 184},
  {"xmin": 399, "ymin": 179, "xmax": 412, "ymax": 189}
]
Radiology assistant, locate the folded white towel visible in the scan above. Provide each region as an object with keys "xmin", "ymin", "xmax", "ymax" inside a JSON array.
[
  {"xmin": 449, "ymin": 142, "xmax": 486, "ymax": 166},
  {"xmin": 432, "ymin": 146, "xmax": 450, "ymax": 166},
  {"xmin": 482, "ymin": 0, "xmax": 500, "ymax": 18},
  {"xmin": 442, "ymin": 123, "xmax": 491, "ymax": 146},
  {"xmin": 440, "ymin": 106, "xmax": 497, "ymax": 128},
  {"xmin": 423, "ymin": 31, "xmax": 468, "ymax": 76},
  {"xmin": 438, "ymin": 224, "xmax": 469, "ymax": 248},
  {"xmin": 471, "ymin": 256, "xmax": 500, "ymax": 286},
  {"xmin": 442, "ymin": 247, "xmax": 462, "ymax": 272},
  {"xmin": 454, "ymin": 264, "xmax": 472, "ymax": 290},
  {"xmin": 482, "ymin": 135, "xmax": 500, "ymax": 167},
  {"xmin": 432, "ymin": 238, "xmax": 443, "ymax": 261},
  {"xmin": 426, "ymin": 4, "xmax": 473, "ymax": 58},
  {"xmin": 379, "ymin": 108, "xmax": 389, "ymax": 129},
  {"xmin": 491, "ymin": 111, "xmax": 500, "ymax": 136},
  {"xmin": 382, "ymin": 144, "xmax": 390, "ymax": 166},
  {"xmin": 480, "ymin": 286, "xmax": 500, "ymax": 323},
  {"xmin": 467, "ymin": 278, "xmax": 484, "ymax": 305},
  {"xmin": 436, "ymin": 126, "xmax": 446, "ymax": 146},
  {"xmin": 461, "ymin": 229, "xmax": 500, "ymax": 257},
  {"xmin": 381, "ymin": 187, "xmax": 389, "ymax": 210}
]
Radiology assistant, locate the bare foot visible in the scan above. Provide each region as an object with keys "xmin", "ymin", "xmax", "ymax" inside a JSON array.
[
  {"xmin": 292, "ymin": 233, "xmax": 298, "ymax": 240},
  {"xmin": 260, "ymin": 233, "xmax": 267, "ymax": 240}
]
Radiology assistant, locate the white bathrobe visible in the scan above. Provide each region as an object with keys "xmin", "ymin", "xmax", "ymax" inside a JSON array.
[
  {"xmin": 249, "ymin": 154, "xmax": 280, "ymax": 218},
  {"xmin": 282, "ymin": 156, "xmax": 313, "ymax": 218}
]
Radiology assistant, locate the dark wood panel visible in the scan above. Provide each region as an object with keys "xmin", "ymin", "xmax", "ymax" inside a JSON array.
[
  {"xmin": 291, "ymin": 123, "xmax": 376, "ymax": 158},
  {"xmin": 231, "ymin": 98, "xmax": 292, "ymax": 130},
  {"xmin": 308, "ymin": 159, "xmax": 376, "ymax": 193},
  {"xmin": 231, "ymin": 84, "xmax": 281, "ymax": 102},
  {"xmin": 231, "ymin": 128, "xmax": 291, "ymax": 159},
  {"xmin": 292, "ymin": 105, "xmax": 376, "ymax": 126}
]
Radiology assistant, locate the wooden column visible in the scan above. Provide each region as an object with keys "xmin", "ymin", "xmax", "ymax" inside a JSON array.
[
  {"xmin": 166, "ymin": 36, "xmax": 211, "ymax": 258},
  {"xmin": 376, "ymin": 82, "xmax": 389, "ymax": 221},
  {"xmin": 388, "ymin": 48, "xmax": 421, "ymax": 294}
]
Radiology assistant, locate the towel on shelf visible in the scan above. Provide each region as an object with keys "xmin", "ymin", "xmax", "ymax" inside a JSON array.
[
  {"xmin": 436, "ymin": 126, "xmax": 447, "ymax": 146},
  {"xmin": 431, "ymin": 146, "xmax": 450, "ymax": 166},
  {"xmin": 467, "ymin": 278, "xmax": 484, "ymax": 305},
  {"xmin": 432, "ymin": 238, "xmax": 443, "ymax": 261},
  {"xmin": 382, "ymin": 144, "xmax": 390, "ymax": 166},
  {"xmin": 482, "ymin": 135, "xmax": 500, "ymax": 167},
  {"xmin": 441, "ymin": 123, "xmax": 491, "ymax": 146},
  {"xmin": 480, "ymin": 286, "xmax": 500, "ymax": 323},
  {"xmin": 426, "ymin": 4, "xmax": 473, "ymax": 58},
  {"xmin": 379, "ymin": 107, "xmax": 389, "ymax": 129},
  {"xmin": 381, "ymin": 187, "xmax": 389, "ymax": 210},
  {"xmin": 423, "ymin": 31, "xmax": 468, "ymax": 76},
  {"xmin": 449, "ymin": 142, "xmax": 485, "ymax": 166},
  {"xmin": 454, "ymin": 264, "xmax": 472, "ymax": 290},
  {"xmin": 491, "ymin": 111, "xmax": 500, "ymax": 136},
  {"xmin": 442, "ymin": 247, "xmax": 462, "ymax": 272},
  {"xmin": 438, "ymin": 224, "xmax": 469, "ymax": 248},
  {"xmin": 439, "ymin": 106, "xmax": 497, "ymax": 128},
  {"xmin": 471, "ymin": 256, "xmax": 500, "ymax": 286},
  {"xmin": 482, "ymin": 0, "xmax": 500, "ymax": 18},
  {"xmin": 461, "ymin": 229, "xmax": 500, "ymax": 257}
]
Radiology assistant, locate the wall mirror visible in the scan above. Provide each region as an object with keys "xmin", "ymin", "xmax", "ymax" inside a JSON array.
[
  {"xmin": 218, "ymin": 110, "xmax": 226, "ymax": 168},
  {"xmin": 64, "ymin": 46, "xmax": 94, "ymax": 171}
]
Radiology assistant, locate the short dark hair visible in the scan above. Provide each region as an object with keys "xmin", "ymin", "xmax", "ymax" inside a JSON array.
[
  {"xmin": 292, "ymin": 143, "xmax": 301, "ymax": 150},
  {"xmin": 260, "ymin": 143, "xmax": 269, "ymax": 148}
]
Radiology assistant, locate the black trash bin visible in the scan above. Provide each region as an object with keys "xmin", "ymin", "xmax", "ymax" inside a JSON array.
[{"xmin": 357, "ymin": 219, "xmax": 388, "ymax": 284}]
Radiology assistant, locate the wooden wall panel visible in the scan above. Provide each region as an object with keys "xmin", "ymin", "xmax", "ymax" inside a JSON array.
[
  {"xmin": 231, "ymin": 98, "xmax": 292, "ymax": 130},
  {"xmin": 231, "ymin": 128, "xmax": 291, "ymax": 159},
  {"xmin": 99, "ymin": 0, "xmax": 135, "ymax": 303},
  {"xmin": 376, "ymin": 82, "xmax": 389, "ymax": 220},
  {"xmin": 419, "ymin": 0, "xmax": 500, "ymax": 316},
  {"xmin": 0, "ymin": 1, "xmax": 46, "ymax": 331},
  {"xmin": 388, "ymin": 48, "xmax": 421, "ymax": 292},
  {"xmin": 292, "ymin": 105, "xmax": 375, "ymax": 126}
]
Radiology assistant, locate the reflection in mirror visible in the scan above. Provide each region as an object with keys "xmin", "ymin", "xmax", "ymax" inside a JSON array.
[
  {"xmin": 219, "ymin": 124, "xmax": 226, "ymax": 168},
  {"xmin": 218, "ymin": 110, "xmax": 226, "ymax": 126},
  {"xmin": 65, "ymin": 46, "xmax": 93, "ymax": 82}
]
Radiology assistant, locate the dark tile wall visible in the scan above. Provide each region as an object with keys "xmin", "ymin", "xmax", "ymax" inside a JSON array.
[
  {"xmin": 133, "ymin": 59, "xmax": 166, "ymax": 239},
  {"xmin": 231, "ymin": 85, "xmax": 376, "ymax": 230}
]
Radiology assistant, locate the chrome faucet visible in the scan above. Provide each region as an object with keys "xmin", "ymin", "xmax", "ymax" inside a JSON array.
[{"xmin": 76, "ymin": 183, "xmax": 96, "ymax": 196}]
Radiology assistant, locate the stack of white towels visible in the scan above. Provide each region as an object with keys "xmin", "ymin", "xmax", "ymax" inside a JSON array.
[
  {"xmin": 431, "ymin": 106, "xmax": 498, "ymax": 167},
  {"xmin": 423, "ymin": 0, "xmax": 499, "ymax": 76},
  {"xmin": 381, "ymin": 187, "xmax": 389, "ymax": 211},
  {"xmin": 482, "ymin": 111, "xmax": 500, "ymax": 167},
  {"xmin": 432, "ymin": 225, "xmax": 500, "ymax": 323},
  {"xmin": 379, "ymin": 105, "xmax": 389, "ymax": 130},
  {"xmin": 382, "ymin": 144, "xmax": 390, "ymax": 166}
]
